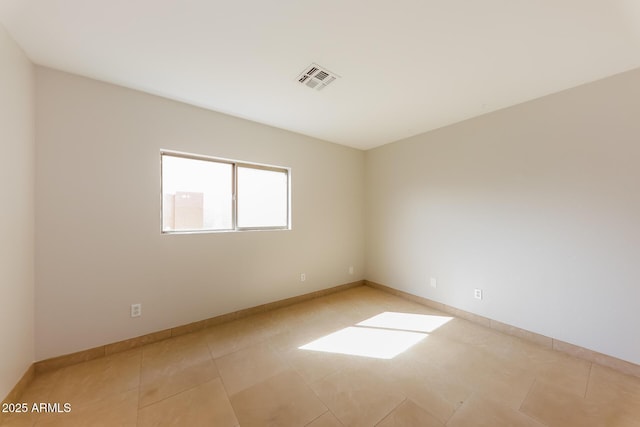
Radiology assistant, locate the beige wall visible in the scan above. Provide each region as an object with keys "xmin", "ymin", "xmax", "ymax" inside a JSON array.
[
  {"xmin": 0, "ymin": 25, "xmax": 35, "ymax": 399},
  {"xmin": 35, "ymin": 68, "xmax": 365, "ymax": 361},
  {"xmin": 366, "ymin": 68, "xmax": 640, "ymax": 365}
]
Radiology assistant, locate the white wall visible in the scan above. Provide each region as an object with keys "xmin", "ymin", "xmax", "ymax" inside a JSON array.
[
  {"xmin": 366, "ymin": 68, "xmax": 640, "ymax": 365},
  {"xmin": 0, "ymin": 25, "xmax": 35, "ymax": 399},
  {"xmin": 35, "ymin": 68, "xmax": 365, "ymax": 361}
]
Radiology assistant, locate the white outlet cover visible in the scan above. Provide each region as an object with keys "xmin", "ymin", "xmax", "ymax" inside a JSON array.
[
  {"xmin": 300, "ymin": 273, "xmax": 306, "ymax": 282},
  {"xmin": 349, "ymin": 266, "xmax": 354, "ymax": 275},
  {"xmin": 430, "ymin": 277, "xmax": 437, "ymax": 288},
  {"xmin": 131, "ymin": 303, "xmax": 142, "ymax": 317},
  {"xmin": 474, "ymin": 289, "xmax": 483, "ymax": 300}
]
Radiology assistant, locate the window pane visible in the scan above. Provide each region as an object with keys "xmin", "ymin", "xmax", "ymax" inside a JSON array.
[
  {"xmin": 237, "ymin": 166, "xmax": 288, "ymax": 228},
  {"xmin": 162, "ymin": 155, "xmax": 232, "ymax": 231}
]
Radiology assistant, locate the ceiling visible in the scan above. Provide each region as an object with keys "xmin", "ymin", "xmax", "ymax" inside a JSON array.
[{"xmin": 2, "ymin": 1, "xmax": 640, "ymax": 150}]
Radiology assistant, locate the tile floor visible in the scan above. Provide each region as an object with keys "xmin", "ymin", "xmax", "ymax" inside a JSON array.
[{"xmin": 2, "ymin": 286, "xmax": 639, "ymax": 426}]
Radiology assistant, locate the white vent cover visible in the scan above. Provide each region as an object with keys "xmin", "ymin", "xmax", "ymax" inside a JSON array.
[{"xmin": 297, "ymin": 63, "xmax": 340, "ymax": 91}]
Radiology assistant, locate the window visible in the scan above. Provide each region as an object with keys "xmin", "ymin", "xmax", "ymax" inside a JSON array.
[
  {"xmin": 161, "ymin": 151, "xmax": 290, "ymax": 233},
  {"xmin": 237, "ymin": 166, "xmax": 289, "ymax": 228}
]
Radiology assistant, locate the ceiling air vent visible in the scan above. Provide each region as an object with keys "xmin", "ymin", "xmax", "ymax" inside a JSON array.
[{"xmin": 297, "ymin": 63, "xmax": 340, "ymax": 91}]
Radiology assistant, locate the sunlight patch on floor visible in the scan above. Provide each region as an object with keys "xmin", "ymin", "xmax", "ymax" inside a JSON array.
[
  {"xmin": 299, "ymin": 312, "xmax": 452, "ymax": 359},
  {"xmin": 299, "ymin": 326, "xmax": 426, "ymax": 359},
  {"xmin": 357, "ymin": 311, "xmax": 453, "ymax": 333}
]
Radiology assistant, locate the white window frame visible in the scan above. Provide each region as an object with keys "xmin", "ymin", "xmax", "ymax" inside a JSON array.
[{"xmin": 161, "ymin": 150, "xmax": 291, "ymax": 234}]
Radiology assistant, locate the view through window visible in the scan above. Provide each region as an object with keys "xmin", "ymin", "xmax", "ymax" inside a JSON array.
[{"xmin": 161, "ymin": 152, "xmax": 290, "ymax": 233}]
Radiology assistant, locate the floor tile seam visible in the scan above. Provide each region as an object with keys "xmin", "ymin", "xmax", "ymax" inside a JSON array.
[
  {"xmin": 513, "ymin": 398, "xmax": 553, "ymax": 427},
  {"xmin": 135, "ymin": 345, "xmax": 143, "ymax": 427},
  {"xmin": 533, "ymin": 371, "xmax": 595, "ymax": 402},
  {"xmin": 143, "ymin": 336, "xmax": 215, "ymax": 357},
  {"xmin": 303, "ymin": 409, "xmax": 331, "ymax": 426},
  {"xmin": 136, "ymin": 377, "xmax": 220, "ymax": 410},
  {"xmin": 517, "ymin": 399, "xmax": 551, "ymax": 427},
  {"xmin": 224, "ymin": 366, "xmax": 294, "ymax": 401},
  {"xmin": 373, "ymin": 396, "xmax": 408, "ymax": 426},
  {"xmin": 516, "ymin": 378, "xmax": 556, "ymax": 427},
  {"xmin": 205, "ymin": 339, "xmax": 220, "ymax": 361},
  {"xmin": 207, "ymin": 333, "xmax": 271, "ymax": 362},
  {"xmin": 216, "ymin": 372, "xmax": 237, "ymax": 417},
  {"xmin": 520, "ymin": 412, "xmax": 551, "ymax": 427},
  {"xmin": 211, "ymin": 357, "xmax": 226, "ymax": 395},
  {"xmin": 51, "ymin": 385, "xmax": 140, "ymax": 416},
  {"xmin": 451, "ymin": 388, "xmax": 540, "ymax": 426},
  {"xmin": 306, "ymin": 363, "xmax": 353, "ymax": 393},
  {"xmin": 505, "ymin": 373, "xmax": 538, "ymax": 412},
  {"xmin": 304, "ymin": 387, "xmax": 344, "ymax": 427},
  {"xmin": 308, "ymin": 367, "xmax": 409, "ymax": 426},
  {"xmin": 443, "ymin": 391, "xmax": 472, "ymax": 426},
  {"xmin": 226, "ymin": 369, "xmax": 324, "ymax": 426},
  {"xmin": 584, "ymin": 362, "xmax": 593, "ymax": 399},
  {"xmin": 211, "ymin": 338, "xmax": 290, "ymax": 378},
  {"xmin": 402, "ymin": 397, "xmax": 448, "ymax": 427},
  {"xmin": 202, "ymin": 374, "xmax": 241, "ymax": 424},
  {"xmin": 517, "ymin": 376, "xmax": 537, "ymax": 411},
  {"xmin": 305, "ymin": 370, "xmax": 345, "ymax": 418},
  {"xmin": 134, "ymin": 401, "xmax": 140, "ymax": 427},
  {"xmin": 448, "ymin": 339, "xmax": 586, "ymax": 379},
  {"xmin": 463, "ymin": 375, "xmax": 536, "ymax": 411},
  {"xmin": 266, "ymin": 335, "xmax": 295, "ymax": 358},
  {"xmin": 428, "ymin": 332, "xmax": 501, "ymax": 353},
  {"xmin": 139, "ymin": 353, "xmax": 219, "ymax": 382},
  {"xmin": 323, "ymin": 404, "xmax": 345, "ymax": 426},
  {"xmin": 470, "ymin": 379, "xmax": 545, "ymax": 426},
  {"xmin": 217, "ymin": 345, "xmax": 282, "ymax": 394},
  {"xmin": 290, "ymin": 361, "xmax": 336, "ymax": 388}
]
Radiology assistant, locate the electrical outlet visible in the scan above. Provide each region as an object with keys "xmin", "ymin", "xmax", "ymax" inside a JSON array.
[
  {"xmin": 300, "ymin": 273, "xmax": 306, "ymax": 282},
  {"xmin": 131, "ymin": 303, "xmax": 142, "ymax": 317},
  {"xmin": 474, "ymin": 289, "xmax": 483, "ymax": 300},
  {"xmin": 430, "ymin": 277, "xmax": 437, "ymax": 288},
  {"xmin": 349, "ymin": 266, "xmax": 354, "ymax": 275}
]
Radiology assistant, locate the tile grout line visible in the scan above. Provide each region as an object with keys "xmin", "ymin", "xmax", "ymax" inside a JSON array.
[
  {"xmin": 518, "ymin": 377, "xmax": 536, "ymax": 413},
  {"xmin": 405, "ymin": 397, "xmax": 446, "ymax": 427},
  {"xmin": 210, "ymin": 357, "xmax": 241, "ymax": 424},
  {"xmin": 515, "ymin": 375, "xmax": 536, "ymax": 412},
  {"xmin": 304, "ymin": 365, "xmax": 348, "ymax": 426},
  {"xmin": 303, "ymin": 409, "xmax": 330, "ymax": 426},
  {"xmin": 374, "ymin": 396, "xmax": 407, "ymax": 426},
  {"xmin": 323, "ymin": 403, "xmax": 345, "ymax": 426},
  {"xmin": 135, "ymin": 341, "xmax": 222, "ymax": 411},
  {"xmin": 213, "ymin": 340, "xmax": 291, "ymax": 400},
  {"xmin": 584, "ymin": 362, "xmax": 593, "ymax": 399},
  {"xmin": 444, "ymin": 392, "xmax": 471, "ymax": 426},
  {"xmin": 516, "ymin": 379, "xmax": 553, "ymax": 427},
  {"xmin": 135, "ymin": 347, "xmax": 143, "ymax": 426},
  {"xmin": 520, "ymin": 408, "xmax": 551, "ymax": 427},
  {"xmin": 137, "ymin": 377, "xmax": 224, "ymax": 410}
]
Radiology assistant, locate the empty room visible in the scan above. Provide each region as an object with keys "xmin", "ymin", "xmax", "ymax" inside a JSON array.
[{"xmin": 1, "ymin": 1, "xmax": 639, "ymax": 426}]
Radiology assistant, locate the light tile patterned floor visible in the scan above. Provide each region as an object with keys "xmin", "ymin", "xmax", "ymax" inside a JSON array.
[{"xmin": 2, "ymin": 286, "xmax": 640, "ymax": 426}]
